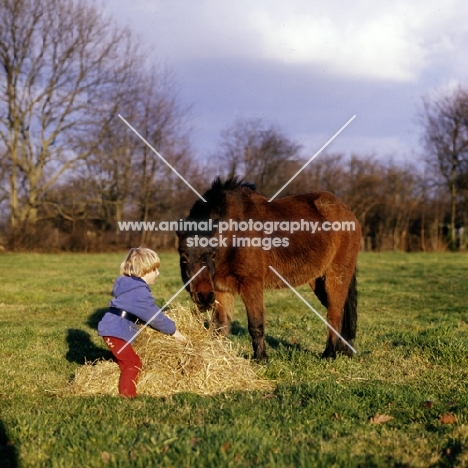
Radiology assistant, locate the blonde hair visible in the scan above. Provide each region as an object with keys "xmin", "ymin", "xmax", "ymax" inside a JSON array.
[{"xmin": 120, "ymin": 247, "xmax": 160, "ymax": 277}]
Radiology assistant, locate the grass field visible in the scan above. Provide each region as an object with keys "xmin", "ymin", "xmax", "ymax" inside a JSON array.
[{"xmin": 0, "ymin": 251, "xmax": 467, "ymax": 467}]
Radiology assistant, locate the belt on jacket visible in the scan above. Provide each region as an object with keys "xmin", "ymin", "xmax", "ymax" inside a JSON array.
[{"xmin": 108, "ymin": 307, "xmax": 144, "ymax": 324}]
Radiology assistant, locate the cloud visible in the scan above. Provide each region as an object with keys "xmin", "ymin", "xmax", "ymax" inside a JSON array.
[
  {"xmin": 105, "ymin": 0, "xmax": 468, "ymax": 160},
  {"xmin": 246, "ymin": 0, "xmax": 467, "ymax": 81},
  {"xmin": 112, "ymin": 0, "xmax": 468, "ymax": 82},
  {"xmin": 251, "ymin": 7, "xmax": 418, "ymax": 80}
]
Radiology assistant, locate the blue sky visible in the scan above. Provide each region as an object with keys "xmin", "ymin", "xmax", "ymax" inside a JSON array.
[{"xmin": 105, "ymin": 0, "xmax": 468, "ymax": 164}]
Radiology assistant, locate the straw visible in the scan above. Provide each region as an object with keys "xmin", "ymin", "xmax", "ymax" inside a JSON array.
[{"xmin": 69, "ymin": 303, "xmax": 274, "ymax": 397}]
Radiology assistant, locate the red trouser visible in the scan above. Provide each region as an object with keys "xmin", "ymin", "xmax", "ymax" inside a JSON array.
[{"xmin": 103, "ymin": 336, "xmax": 142, "ymax": 397}]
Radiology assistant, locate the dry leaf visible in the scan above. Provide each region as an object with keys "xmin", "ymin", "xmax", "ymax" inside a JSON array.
[
  {"xmin": 221, "ymin": 442, "xmax": 231, "ymax": 452},
  {"xmin": 369, "ymin": 413, "xmax": 393, "ymax": 424},
  {"xmin": 423, "ymin": 400, "xmax": 434, "ymax": 409},
  {"xmin": 439, "ymin": 413, "xmax": 457, "ymax": 424},
  {"xmin": 101, "ymin": 451, "xmax": 110, "ymax": 464}
]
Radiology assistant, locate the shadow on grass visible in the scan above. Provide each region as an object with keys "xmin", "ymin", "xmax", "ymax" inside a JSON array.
[
  {"xmin": 65, "ymin": 329, "xmax": 112, "ymax": 364},
  {"xmin": 230, "ymin": 320, "xmax": 318, "ymax": 357},
  {"xmin": 230, "ymin": 320, "xmax": 248, "ymax": 337},
  {"xmin": 0, "ymin": 420, "xmax": 18, "ymax": 468},
  {"xmin": 432, "ymin": 438, "xmax": 464, "ymax": 468},
  {"xmin": 87, "ymin": 307, "xmax": 109, "ymax": 330},
  {"xmin": 265, "ymin": 335, "xmax": 308, "ymax": 352}
]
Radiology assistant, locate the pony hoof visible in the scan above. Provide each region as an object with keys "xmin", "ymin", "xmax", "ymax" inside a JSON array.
[
  {"xmin": 336, "ymin": 340, "xmax": 355, "ymax": 358},
  {"xmin": 321, "ymin": 349, "xmax": 336, "ymax": 360},
  {"xmin": 254, "ymin": 352, "xmax": 268, "ymax": 361}
]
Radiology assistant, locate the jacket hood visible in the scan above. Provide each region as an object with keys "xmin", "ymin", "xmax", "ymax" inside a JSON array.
[{"xmin": 112, "ymin": 276, "xmax": 147, "ymax": 297}]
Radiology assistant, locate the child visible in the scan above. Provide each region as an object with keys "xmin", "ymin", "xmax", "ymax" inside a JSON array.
[{"xmin": 98, "ymin": 247, "xmax": 186, "ymax": 397}]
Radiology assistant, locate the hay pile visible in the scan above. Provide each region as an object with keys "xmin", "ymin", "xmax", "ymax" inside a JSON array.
[{"xmin": 70, "ymin": 304, "xmax": 274, "ymax": 397}]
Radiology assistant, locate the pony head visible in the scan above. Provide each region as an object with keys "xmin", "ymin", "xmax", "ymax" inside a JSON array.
[
  {"xmin": 177, "ymin": 232, "xmax": 216, "ymax": 310},
  {"xmin": 177, "ymin": 177, "xmax": 257, "ymax": 311}
]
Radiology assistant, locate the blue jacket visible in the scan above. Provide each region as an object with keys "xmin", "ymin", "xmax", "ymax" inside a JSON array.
[{"xmin": 98, "ymin": 276, "xmax": 176, "ymax": 342}]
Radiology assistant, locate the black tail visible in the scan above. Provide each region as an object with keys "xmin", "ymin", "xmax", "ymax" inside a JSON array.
[{"xmin": 341, "ymin": 269, "xmax": 357, "ymax": 343}]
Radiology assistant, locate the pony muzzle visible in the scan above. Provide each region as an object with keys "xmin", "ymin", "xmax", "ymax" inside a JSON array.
[{"xmin": 193, "ymin": 291, "xmax": 215, "ymax": 310}]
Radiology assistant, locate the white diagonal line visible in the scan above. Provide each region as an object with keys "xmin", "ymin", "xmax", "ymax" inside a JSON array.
[
  {"xmin": 268, "ymin": 115, "xmax": 356, "ymax": 202},
  {"xmin": 268, "ymin": 266, "xmax": 357, "ymax": 354},
  {"xmin": 118, "ymin": 114, "xmax": 207, "ymax": 202},
  {"xmin": 117, "ymin": 266, "xmax": 206, "ymax": 354}
]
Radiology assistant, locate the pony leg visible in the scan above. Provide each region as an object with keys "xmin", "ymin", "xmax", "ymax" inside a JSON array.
[
  {"xmin": 213, "ymin": 292, "xmax": 234, "ymax": 336},
  {"xmin": 311, "ymin": 277, "xmax": 327, "ymax": 308},
  {"xmin": 335, "ymin": 270, "xmax": 357, "ymax": 356},
  {"xmin": 239, "ymin": 283, "xmax": 267, "ymax": 360},
  {"xmin": 321, "ymin": 270, "xmax": 357, "ymax": 359}
]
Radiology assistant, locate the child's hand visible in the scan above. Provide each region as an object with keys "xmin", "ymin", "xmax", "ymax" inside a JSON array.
[{"xmin": 172, "ymin": 329, "xmax": 187, "ymax": 342}]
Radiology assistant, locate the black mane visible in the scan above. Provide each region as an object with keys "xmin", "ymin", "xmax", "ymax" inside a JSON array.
[
  {"xmin": 210, "ymin": 176, "xmax": 256, "ymax": 194},
  {"xmin": 185, "ymin": 177, "xmax": 256, "ymax": 224}
]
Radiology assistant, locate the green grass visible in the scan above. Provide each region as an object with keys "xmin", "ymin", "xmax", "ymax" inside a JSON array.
[{"xmin": 0, "ymin": 251, "xmax": 467, "ymax": 467}]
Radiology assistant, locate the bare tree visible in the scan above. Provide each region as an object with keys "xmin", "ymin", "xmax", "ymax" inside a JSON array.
[
  {"xmin": 421, "ymin": 84, "xmax": 468, "ymax": 248},
  {"xmin": 308, "ymin": 155, "xmax": 424, "ymax": 251},
  {"xmin": 0, "ymin": 146, "xmax": 8, "ymax": 214},
  {"xmin": 218, "ymin": 118, "xmax": 302, "ymax": 195},
  {"xmin": 301, "ymin": 152, "xmax": 347, "ymax": 195},
  {"xmin": 130, "ymin": 69, "xmax": 193, "ymax": 237},
  {"xmin": 64, "ymin": 59, "xmax": 203, "ymax": 250},
  {"xmin": 0, "ymin": 0, "xmax": 138, "ymax": 237}
]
